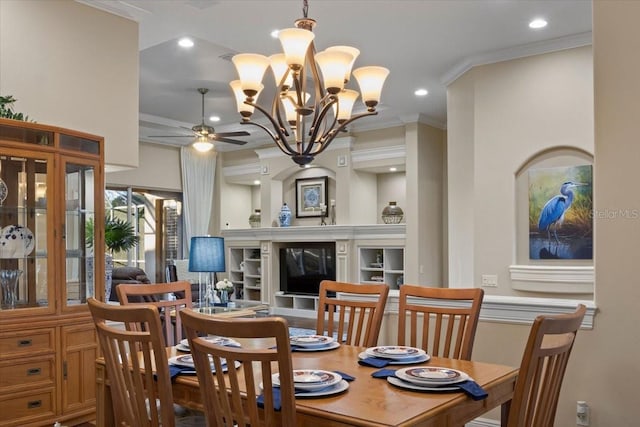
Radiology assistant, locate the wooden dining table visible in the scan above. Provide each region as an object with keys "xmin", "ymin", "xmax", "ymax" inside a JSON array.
[{"xmin": 95, "ymin": 340, "xmax": 517, "ymax": 427}]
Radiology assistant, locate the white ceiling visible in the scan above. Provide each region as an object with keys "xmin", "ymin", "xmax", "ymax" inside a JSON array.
[{"xmin": 79, "ymin": 0, "xmax": 592, "ymax": 152}]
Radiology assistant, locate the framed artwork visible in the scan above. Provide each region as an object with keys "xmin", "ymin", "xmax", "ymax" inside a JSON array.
[
  {"xmin": 528, "ymin": 164, "xmax": 593, "ymax": 260},
  {"xmin": 295, "ymin": 176, "xmax": 328, "ymax": 218}
]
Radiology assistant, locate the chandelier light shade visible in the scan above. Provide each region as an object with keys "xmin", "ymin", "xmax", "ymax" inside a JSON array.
[{"xmin": 230, "ymin": 0, "xmax": 389, "ymax": 166}]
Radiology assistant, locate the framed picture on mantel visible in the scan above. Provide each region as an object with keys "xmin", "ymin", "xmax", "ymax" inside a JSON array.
[{"xmin": 295, "ymin": 176, "xmax": 328, "ymax": 218}]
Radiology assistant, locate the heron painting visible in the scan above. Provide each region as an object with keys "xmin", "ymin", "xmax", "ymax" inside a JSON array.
[{"xmin": 529, "ymin": 165, "xmax": 592, "ymax": 259}]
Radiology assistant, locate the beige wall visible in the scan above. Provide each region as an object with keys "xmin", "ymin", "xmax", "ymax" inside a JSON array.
[
  {"xmin": 447, "ymin": 46, "xmax": 594, "ymax": 296},
  {"xmin": 588, "ymin": 1, "xmax": 640, "ymax": 425},
  {"xmin": 0, "ymin": 0, "xmax": 139, "ymax": 169},
  {"xmin": 446, "ymin": 5, "xmax": 640, "ymax": 423},
  {"xmin": 106, "ymin": 142, "xmax": 182, "ymax": 191}
]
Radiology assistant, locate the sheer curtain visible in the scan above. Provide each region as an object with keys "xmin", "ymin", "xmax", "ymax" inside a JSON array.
[{"xmin": 180, "ymin": 146, "xmax": 216, "ymax": 256}]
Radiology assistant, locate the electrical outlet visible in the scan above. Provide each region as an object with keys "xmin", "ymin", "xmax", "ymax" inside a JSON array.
[
  {"xmin": 577, "ymin": 401, "xmax": 590, "ymax": 426},
  {"xmin": 481, "ymin": 274, "xmax": 498, "ymax": 287}
]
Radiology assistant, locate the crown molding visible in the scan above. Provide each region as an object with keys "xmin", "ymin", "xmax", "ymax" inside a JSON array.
[
  {"xmin": 352, "ymin": 145, "xmax": 406, "ymax": 163},
  {"xmin": 223, "ymin": 162, "xmax": 261, "ymax": 178},
  {"xmin": 441, "ymin": 31, "xmax": 593, "ymax": 87}
]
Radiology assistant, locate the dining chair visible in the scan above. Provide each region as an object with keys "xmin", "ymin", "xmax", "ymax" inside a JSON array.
[
  {"xmin": 116, "ymin": 280, "xmax": 192, "ymax": 346},
  {"xmin": 316, "ymin": 280, "xmax": 390, "ymax": 347},
  {"xmin": 88, "ymin": 297, "xmax": 176, "ymax": 427},
  {"xmin": 506, "ymin": 304, "xmax": 587, "ymax": 427},
  {"xmin": 397, "ymin": 285, "xmax": 484, "ymax": 360},
  {"xmin": 179, "ymin": 309, "xmax": 297, "ymax": 427}
]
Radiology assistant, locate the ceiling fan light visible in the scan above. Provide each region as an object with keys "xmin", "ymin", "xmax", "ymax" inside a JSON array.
[
  {"xmin": 325, "ymin": 45, "xmax": 360, "ymax": 82},
  {"xmin": 315, "ymin": 50, "xmax": 353, "ymax": 94},
  {"xmin": 269, "ymin": 53, "xmax": 293, "ymax": 89},
  {"xmin": 334, "ymin": 89, "xmax": 359, "ymax": 122},
  {"xmin": 353, "ymin": 66, "xmax": 390, "ymax": 110},
  {"xmin": 232, "ymin": 53, "xmax": 270, "ymax": 96},
  {"xmin": 278, "ymin": 28, "xmax": 315, "ymax": 69},
  {"xmin": 193, "ymin": 135, "xmax": 214, "ymax": 152}
]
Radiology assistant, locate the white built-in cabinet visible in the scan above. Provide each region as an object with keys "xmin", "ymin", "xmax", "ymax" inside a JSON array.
[
  {"xmin": 359, "ymin": 247, "xmax": 405, "ymax": 290},
  {"xmin": 228, "ymin": 246, "xmax": 262, "ymax": 303}
]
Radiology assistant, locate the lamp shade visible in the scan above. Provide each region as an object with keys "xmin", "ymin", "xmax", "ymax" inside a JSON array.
[{"xmin": 188, "ymin": 236, "xmax": 225, "ymax": 272}]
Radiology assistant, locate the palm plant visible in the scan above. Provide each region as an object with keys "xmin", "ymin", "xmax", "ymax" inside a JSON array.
[{"xmin": 86, "ymin": 216, "xmax": 138, "ymax": 253}]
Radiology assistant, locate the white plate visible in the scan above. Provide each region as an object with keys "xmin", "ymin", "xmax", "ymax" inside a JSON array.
[
  {"xmin": 293, "ymin": 341, "xmax": 341, "ymax": 352},
  {"xmin": 168, "ymin": 354, "xmax": 241, "ymax": 373},
  {"xmin": 175, "ymin": 343, "xmax": 190, "ymax": 352},
  {"xmin": 395, "ymin": 366, "xmax": 468, "ymax": 386},
  {"xmin": 387, "ymin": 375, "xmax": 460, "ymax": 392},
  {"xmin": 259, "ymin": 379, "xmax": 350, "ymax": 398},
  {"xmin": 274, "ymin": 369, "xmax": 342, "ymax": 391},
  {"xmin": 295, "ymin": 379, "xmax": 349, "ymax": 397},
  {"xmin": 365, "ymin": 346, "xmax": 426, "ymax": 360},
  {"xmin": 358, "ymin": 351, "xmax": 430, "ymax": 365},
  {"xmin": 179, "ymin": 336, "xmax": 241, "ymax": 348},
  {"xmin": 289, "ymin": 335, "xmax": 334, "ymax": 348}
]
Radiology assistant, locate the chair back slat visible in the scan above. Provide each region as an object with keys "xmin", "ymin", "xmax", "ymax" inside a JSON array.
[
  {"xmin": 317, "ymin": 280, "xmax": 389, "ymax": 347},
  {"xmin": 88, "ymin": 298, "xmax": 176, "ymax": 427},
  {"xmin": 507, "ymin": 304, "xmax": 586, "ymax": 427},
  {"xmin": 117, "ymin": 281, "xmax": 192, "ymax": 346},
  {"xmin": 398, "ymin": 286, "xmax": 484, "ymax": 360},
  {"xmin": 180, "ymin": 310, "xmax": 297, "ymax": 427}
]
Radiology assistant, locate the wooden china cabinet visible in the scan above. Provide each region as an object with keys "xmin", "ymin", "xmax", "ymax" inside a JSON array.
[{"xmin": 0, "ymin": 118, "xmax": 105, "ymax": 426}]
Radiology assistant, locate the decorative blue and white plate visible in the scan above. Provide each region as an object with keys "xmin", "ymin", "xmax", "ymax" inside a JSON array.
[{"xmin": 0, "ymin": 178, "xmax": 7, "ymax": 205}]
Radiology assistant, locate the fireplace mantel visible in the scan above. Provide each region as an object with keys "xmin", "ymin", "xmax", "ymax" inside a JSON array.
[{"xmin": 221, "ymin": 224, "xmax": 406, "ymax": 242}]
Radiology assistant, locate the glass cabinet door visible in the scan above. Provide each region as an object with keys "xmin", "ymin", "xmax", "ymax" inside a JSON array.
[
  {"xmin": 63, "ymin": 159, "xmax": 99, "ymax": 308},
  {"xmin": 0, "ymin": 151, "xmax": 53, "ymax": 311}
]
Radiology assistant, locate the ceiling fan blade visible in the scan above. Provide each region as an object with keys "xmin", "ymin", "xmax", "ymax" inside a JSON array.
[
  {"xmin": 211, "ymin": 136, "xmax": 248, "ymax": 145},
  {"xmin": 148, "ymin": 135, "xmax": 194, "ymax": 138},
  {"xmin": 213, "ymin": 130, "xmax": 250, "ymax": 137}
]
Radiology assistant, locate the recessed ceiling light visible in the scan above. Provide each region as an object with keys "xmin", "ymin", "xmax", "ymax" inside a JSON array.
[
  {"xmin": 253, "ymin": 180, "xmax": 261, "ymax": 185},
  {"xmin": 414, "ymin": 89, "xmax": 428, "ymax": 96},
  {"xmin": 389, "ymin": 167, "xmax": 397, "ymax": 172},
  {"xmin": 270, "ymin": 29, "xmax": 280, "ymax": 38},
  {"xmin": 178, "ymin": 37, "xmax": 194, "ymax": 48},
  {"xmin": 209, "ymin": 115, "xmax": 221, "ymax": 122},
  {"xmin": 529, "ymin": 18, "xmax": 547, "ymax": 29}
]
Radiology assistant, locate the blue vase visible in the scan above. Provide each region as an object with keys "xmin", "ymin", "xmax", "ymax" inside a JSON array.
[{"xmin": 279, "ymin": 203, "xmax": 292, "ymax": 227}]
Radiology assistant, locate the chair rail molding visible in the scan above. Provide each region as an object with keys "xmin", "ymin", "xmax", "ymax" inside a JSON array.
[{"xmin": 379, "ymin": 291, "xmax": 596, "ymax": 329}]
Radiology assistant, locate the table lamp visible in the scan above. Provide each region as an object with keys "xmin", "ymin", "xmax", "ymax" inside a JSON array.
[{"xmin": 188, "ymin": 236, "xmax": 225, "ymax": 308}]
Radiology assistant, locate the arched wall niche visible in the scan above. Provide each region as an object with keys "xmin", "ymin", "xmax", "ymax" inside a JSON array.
[{"xmin": 511, "ymin": 146, "xmax": 594, "ymax": 296}]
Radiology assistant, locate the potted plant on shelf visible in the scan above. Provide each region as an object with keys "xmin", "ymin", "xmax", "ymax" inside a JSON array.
[{"xmin": 86, "ymin": 216, "xmax": 138, "ymax": 300}]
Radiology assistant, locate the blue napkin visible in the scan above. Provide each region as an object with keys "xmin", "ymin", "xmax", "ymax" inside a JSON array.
[
  {"xmin": 257, "ymin": 387, "xmax": 281, "ymax": 411},
  {"xmin": 371, "ymin": 368, "xmax": 397, "ymax": 379},
  {"xmin": 167, "ymin": 365, "xmax": 196, "ymax": 380},
  {"xmin": 454, "ymin": 380, "xmax": 488, "ymax": 401},
  {"xmin": 358, "ymin": 357, "xmax": 391, "ymax": 368},
  {"xmin": 333, "ymin": 370, "xmax": 355, "ymax": 382}
]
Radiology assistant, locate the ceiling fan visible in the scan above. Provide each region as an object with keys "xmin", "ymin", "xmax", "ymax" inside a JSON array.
[{"xmin": 149, "ymin": 88, "xmax": 249, "ymax": 146}]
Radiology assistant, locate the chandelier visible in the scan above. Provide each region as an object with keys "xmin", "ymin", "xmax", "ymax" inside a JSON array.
[{"xmin": 229, "ymin": 0, "xmax": 389, "ymax": 166}]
